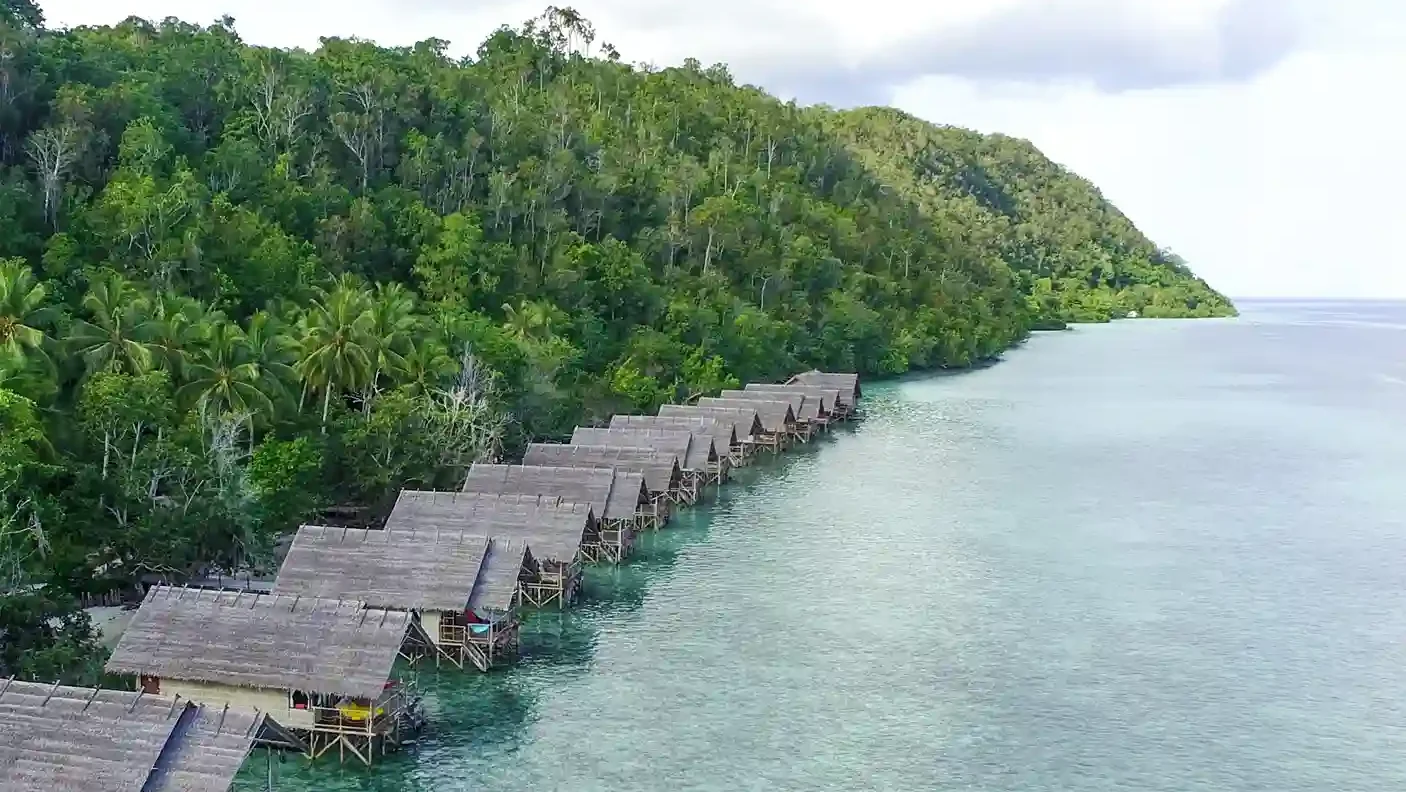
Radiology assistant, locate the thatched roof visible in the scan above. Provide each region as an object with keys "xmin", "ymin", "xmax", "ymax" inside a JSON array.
[
  {"xmin": 571, "ymin": 426, "xmax": 712, "ymax": 471},
  {"xmin": 697, "ymin": 397, "xmax": 796, "ymax": 432},
  {"xmin": 472, "ymin": 538, "xmax": 536, "ymax": 613},
  {"xmin": 462, "ymin": 463, "xmax": 648, "ymax": 521},
  {"xmin": 657, "ymin": 404, "xmax": 763, "ymax": 444},
  {"xmin": 610, "ymin": 415, "xmax": 735, "ymax": 463},
  {"xmin": 790, "ymin": 370, "xmax": 861, "ymax": 404},
  {"xmin": 184, "ymin": 573, "xmax": 275, "ymax": 595},
  {"xmin": 721, "ymin": 388, "xmax": 817, "ymax": 421},
  {"xmin": 273, "ymin": 525, "xmax": 530, "ymax": 614},
  {"xmin": 463, "ymin": 463, "xmax": 613, "ymax": 511},
  {"xmin": 744, "ymin": 383, "xmax": 840, "ymax": 417},
  {"xmin": 275, "ymin": 525, "xmax": 485, "ymax": 612},
  {"xmin": 522, "ymin": 443, "xmax": 682, "ymax": 495},
  {"xmin": 105, "ymin": 586, "xmax": 412, "ymax": 699},
  {"xmin": 148, "ymin": 704, "xmax": 266, "ymax": 792},
  {"xmin": 599, "ymin": 470, "xmax": 651, "ymax": 520},
  {"xmin": 386, "ymin": 490, "xmax": 593, "ymax": 566},
  {"xmin": 0, "ymin": 680, "xmax": 262, "ymax": 792}
]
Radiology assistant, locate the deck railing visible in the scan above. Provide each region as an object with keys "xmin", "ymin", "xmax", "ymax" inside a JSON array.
[{"xmin": 303, "ymin": 684, "xmax": 412, "ymax": 736}]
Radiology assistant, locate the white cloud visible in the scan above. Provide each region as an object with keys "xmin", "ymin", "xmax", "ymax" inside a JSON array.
[{"xmin": 37, "ymin": 0, "xmax": 1405, "ymax": 297}]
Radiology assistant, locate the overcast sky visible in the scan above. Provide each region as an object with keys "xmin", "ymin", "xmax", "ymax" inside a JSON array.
[{"xmin": 40, "ymin": 0, "xmax": 1406, "ymax": 299}]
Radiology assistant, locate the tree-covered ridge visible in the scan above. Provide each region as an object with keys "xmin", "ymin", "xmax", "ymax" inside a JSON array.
[
  {"xmin": 827, "ymin": 107, "xmax": 1236, "ymax": 323},
  {"xmin": 0, "ymin": 7, "xmax": 1229, "ymax": 682}
]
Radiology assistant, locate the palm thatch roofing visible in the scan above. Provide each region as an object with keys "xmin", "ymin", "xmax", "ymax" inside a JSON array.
[
  {"xmin": 657, "ymin": 404, "xmax": 764, "ymax": 445},
  {"xmin": 522, "ymin": 443, "xmax": 682, "ymax": 495},
  {"xmin": 472, "ymin": 538, "xmax": 536, "ymax": 612},
  {"xmin": 0, "ymin": 680, "xmax": 263, "ymax": 792},
  {"xmin": 600, "ymin": 469, "xmax": 651, "ymax": 519},
  {"xmin": 385, "ymin": 490, "xmax": 593, "ymax": 566},
  {"xmin": 790, "ymin": 370, "xmax": 861, "ymax": 404},
  {"xmin": 462, "ymin": 463, "xmax": 649, "ymax": 521},
  {"xmin": 273, "ymin": 525, "xmax": 530, "ymax": 614},
  {"xmin": 105, "ymin": 586, "xmax": 412, "ymax": 699},
  {"xmin": 571, "ymin": 426, "xmax": 712, "ymax": 471},
  {"xmin": 721, "ymin": 388, "xmax": 817, "ymax": 421},
  {"xmin": 148, "ymin": 704, "xmax": 266, "ymax": 792},
  {"xmin": 610, "ymin": 414, "xmax": 735, "ymax": 463},
  {"xmin": 697, "ymin": 397, "xmax": 796, "ymax": 433},
  {"xmin": 744, "ymin": 383, "xmax": 841, "ymax": 416}
]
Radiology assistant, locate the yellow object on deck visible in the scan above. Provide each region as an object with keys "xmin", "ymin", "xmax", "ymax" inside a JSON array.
[{"xmin": 338, "ymin": 701, "xmax": 385, "ymax": 721}]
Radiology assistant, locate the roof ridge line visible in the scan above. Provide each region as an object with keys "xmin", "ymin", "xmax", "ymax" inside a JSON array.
[{"xmin": 41, "ymin": 679, "xmax": 60, "ymax": 708}]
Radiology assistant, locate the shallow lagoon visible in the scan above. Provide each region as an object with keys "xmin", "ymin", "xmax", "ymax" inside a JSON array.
[{"xmin": 241, "ymin": 302, "xmax": 1406, "ymax": 792}]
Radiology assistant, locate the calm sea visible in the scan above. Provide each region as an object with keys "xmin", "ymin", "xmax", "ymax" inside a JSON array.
[{"xmin": 239, "ymin": 300, "xmax": 1406, "ymax": 791}]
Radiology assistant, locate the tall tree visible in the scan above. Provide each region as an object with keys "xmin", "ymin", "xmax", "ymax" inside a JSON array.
[
  {"xmin": 295, "ymin": 282, "xmax": 373, "ymax": 427},
  {"xmin": 0, "ymin": 258, "xmax": 54, "ymax": 375},
  {"xmin": 360, "ymin": 281, "xmax": 418, "ymax": 407},
  {"xmin": 0, "ymin": 0, "xmax": 43, "ymax": 29},
  {"xmin": 68, "ymin": 272, "xmax": 161, "ymax": 377},
  {"xmin": 176, "ymin": 320, "xmax": 277, "ymax": 425}
]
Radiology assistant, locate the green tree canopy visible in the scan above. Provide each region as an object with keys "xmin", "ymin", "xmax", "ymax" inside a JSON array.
[{"xmin": 0, "ymin": 5, "xmax": 1233, "ymax": 682}]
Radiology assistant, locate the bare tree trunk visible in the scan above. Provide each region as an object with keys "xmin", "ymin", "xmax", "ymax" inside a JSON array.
[{"xmin": 26, "ymin": 123, "xmax": 82, "ymax": 229}]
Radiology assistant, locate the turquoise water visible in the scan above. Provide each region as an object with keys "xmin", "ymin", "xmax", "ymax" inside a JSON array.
[{"xmin": 238, "ymin": 301, "xmax": 1406, "ymax": 791}]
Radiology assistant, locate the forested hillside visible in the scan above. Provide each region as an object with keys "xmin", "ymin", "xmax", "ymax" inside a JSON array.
[
  {"xmin": 827, "ymin": 108, "xmax": 1235, "ymax": 323},
  {"xmin": 0, "ymin": 3, "xmax": 1231, "ymax": 682}
]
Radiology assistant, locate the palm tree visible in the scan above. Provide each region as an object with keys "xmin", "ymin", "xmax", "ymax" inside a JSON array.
[
  {"xmin": 295, "ymin": 282, "xmax": 373, "ymax": 428},
  {"xmin": 148, "ymin": 292, "xmax": 225, "ymax": 380},
  {"xmin": 68, "ymin": 271, "xmax": 161, "ymax": 377},
  {"xmin": 176, "ymin": 320, "xmax": 276, "ymax": 425},
  {"xmin": 243, "ymin": 309, "xmax": 297, "ymax": 409},
  {"xmin": 0, "ymin": 347, "xmax": 54, "ymax": 400},
  {"xmin": 395, "ymin": 337, "xmax": 458, "ymax": 395},
  {"xmin": 360, "ymin": 282, "xmax": 418, "ymax": 408},
  {"xmin": 0, "ymin": 258, "xmax": 57, "ymax": 374},
  {"xmin": 501, "ymin": 299, "xmax": 566, "ymax": 343}
]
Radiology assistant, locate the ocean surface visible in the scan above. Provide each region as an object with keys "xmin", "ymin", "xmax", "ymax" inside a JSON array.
[{"xmin": 237, "ymin": 300, "xmax": 1406, "ymax": 791}]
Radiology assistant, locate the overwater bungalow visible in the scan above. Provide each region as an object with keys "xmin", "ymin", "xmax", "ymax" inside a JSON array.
[
  {"xmin": 273, "ymin": 526, "xmax": 536, "ymax": 672},
  {"xmin": 610, "ymin": 414, "xmax": 735, "ymax": 484},
  {"xmin": 522, "ymin": 443, "xmax": 682, "ymax": 523},
  {"xmin": 570, "ymin": 426, "xmax": 710, "ymax": 504},
  {"xmin": 744, "ymin": 383, "xmax": 842, "ymax": 430},
  {"xmin": 789, "ymin": 370, "xmax": 862, "ymax": 418},
  {"xmin": 720, "ymin": 389, "xmax": 816, "ymax": 442},
  {"xmin": 104, "ymin": 585, "xmax": 428, "ymax": 766},
  {"xmin": 462, "ymin": 463, "xmax": 654, "ymax": 559},
  {"xmin": 0, "ymin": 679, "xmax": 266, "ymax": 791},
  {"xmin": 657, "ymin": 404, "xmax": 765, "ymax": 465},
  {"xmin": 697, "ymin": 397, "xmax": 796, "ymax": 453},
  {"xmin": 385, "ymin": 491, "xmax": 594, "ymax": 608}
]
